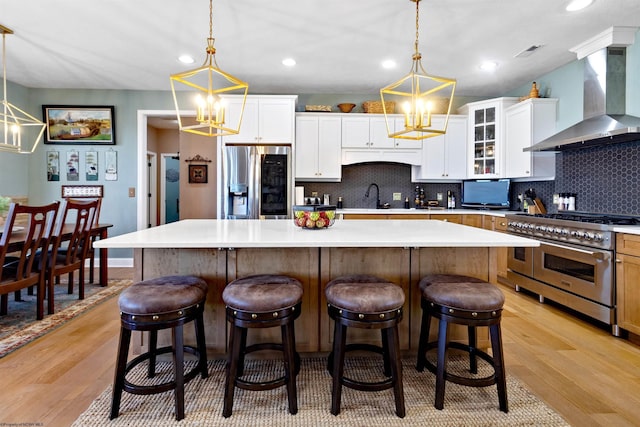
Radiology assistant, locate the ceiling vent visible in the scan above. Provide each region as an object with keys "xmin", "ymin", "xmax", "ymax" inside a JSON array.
[{"xmin": 514, "ymin": 45, "xmax": 543, "ymax": 58}]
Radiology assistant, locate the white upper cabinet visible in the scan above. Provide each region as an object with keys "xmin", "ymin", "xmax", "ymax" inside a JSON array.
[
  {"xmin": 221, "ymin": 95, "xmax": 297, "ymax": 144},
  {"xmin": 341, "ymin": 116, "xmax": 394, "ymax": 149},
  {"xmin": 504, "ymin": 98, "xmax": 557, "ymax": 180},
  {"xmin": 412, "ymin": 115, "xmax": 467, "ymax": 181},
  {"xmin": 340, "ymin": 114, "xmax": 422, "ymax": 165},
  {"xmin": 458, "ymin": 97, "xmax": 519, "ymax": 178},
  {"xmin": 295, "ymin": 114, "xmax": 342, "ymax": 181}
]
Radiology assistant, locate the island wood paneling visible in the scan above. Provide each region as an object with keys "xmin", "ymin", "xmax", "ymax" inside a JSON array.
[
  {"xmin": 318, "ymin": 247, "xmax": 411, "ymax": 352},
  {"xmin": 134, "ymin": 245, "xmax": 496, "ymax": 355},
  {"xmin": 227, "ymin": 247, "xmax": 320, "ymax": 353},
  {"xmin": 137, "ymin": 247, "xmax": 228, "ymax": 355},
  {"xmin": 410, "ymin": 246, "xmax": 492, "ymax": 349}
]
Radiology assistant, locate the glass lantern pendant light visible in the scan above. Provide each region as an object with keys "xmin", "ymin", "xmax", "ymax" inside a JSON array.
[
  {"xmin": 170, "ymin": 0, "xmax": 248, "ymax": 137},
  {"xmin": 380, "ymin": 0, "xmax": 456, "ymax": 140},
  {"xmin": 0, "ymin": 25, "xmax": 46, "ymax": 154}
]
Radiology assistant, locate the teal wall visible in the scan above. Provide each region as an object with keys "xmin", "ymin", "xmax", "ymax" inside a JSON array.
[
  {"xmin": 507, "ymin": 30, "xmax": 640, "ymax": 130},
  {"xmin": 0, "ymin": 80, "xmax": 31, "ymax": 196}
]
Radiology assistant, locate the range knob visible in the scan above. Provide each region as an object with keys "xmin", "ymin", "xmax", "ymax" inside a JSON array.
[
  {"xmin": 584, "ymin": 232, "xmax": 595, "ymax": 241},
  {"xmin": 593, "ymin": 233, "xmax": 604, "ymax": 242},
  {"xmin": 571, "ymin": 230, "xmax": 585, "ymax": 239},
  {"xmin": 559, "ymin": 228, "xmax": 570, "ymax": 236}
]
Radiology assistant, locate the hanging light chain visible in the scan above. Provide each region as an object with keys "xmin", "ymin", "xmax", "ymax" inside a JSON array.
[
  {"xmin": 209, "ymin": 0, "xmax": 213, "ymax": 40},
  {"xmin": 414, "ymin": 0, "xmax": 420, "ymax": 58}
]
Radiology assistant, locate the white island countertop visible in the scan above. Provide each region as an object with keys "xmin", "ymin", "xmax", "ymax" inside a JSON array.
[{"xmin": 94, "ymin": 219, "xmax": 538, "ymax": 249}]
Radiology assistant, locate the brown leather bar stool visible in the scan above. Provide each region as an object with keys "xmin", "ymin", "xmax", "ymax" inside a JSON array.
[
  {"xmin": 416, "ymin": 274, "xmax": 508, "ymax": 412},
  {"xmin": 325, "ymin": 274, "xmax": 405, "ymax": 418},
  {"xmin": 110, "ymin": 275, "xmax": 208, "ymax": 421},
  {"xmin": 222, "ymin": 274, "xmax": 303, "ymax": 418}
]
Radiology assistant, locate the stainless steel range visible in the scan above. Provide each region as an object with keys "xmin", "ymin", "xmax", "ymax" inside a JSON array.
[{"xmin": 505, "ymin": 212, "xmax": 640, "ymax": 336}]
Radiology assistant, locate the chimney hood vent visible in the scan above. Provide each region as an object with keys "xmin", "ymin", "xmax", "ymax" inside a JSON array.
[{"xmin": 526, "ymin": 29, "xmax": 640, "ymax": 152}]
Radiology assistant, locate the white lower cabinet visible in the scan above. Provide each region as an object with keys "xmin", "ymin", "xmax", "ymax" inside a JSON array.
[
  {"xmin": 412, "ymin": 115, "xmax": 467, "ymax": 181},
  {"xmin": 295, "ymin": 114, "xmax": 342, "ymax": 181}
]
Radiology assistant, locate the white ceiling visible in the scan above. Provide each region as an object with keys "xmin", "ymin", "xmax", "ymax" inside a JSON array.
[{"xmin": 1, "ymin": 0, "xmax": 640, "ymax": 98}]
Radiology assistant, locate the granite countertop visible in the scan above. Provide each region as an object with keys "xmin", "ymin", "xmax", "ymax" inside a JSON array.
[{"xmin": 94, "ymin": 218, "xmax": 538, "ymax": 249}]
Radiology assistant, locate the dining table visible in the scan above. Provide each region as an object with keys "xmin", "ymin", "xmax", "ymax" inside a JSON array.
[{"xmin": 3, "ymin": 223, "xmax": 113, "ymax": 286}]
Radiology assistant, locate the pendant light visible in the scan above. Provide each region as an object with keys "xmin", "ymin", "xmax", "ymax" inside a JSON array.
[
  {"xmin": 380, "ymin": 0, "xmax": 456, "ymax": 140},
  {"xmin": 0, "ymin": 25, "xmax": 46, "ymax": 154},
  {"xmin": 169, "ymin": 0, "xmax": 248, "ymax": 138}
]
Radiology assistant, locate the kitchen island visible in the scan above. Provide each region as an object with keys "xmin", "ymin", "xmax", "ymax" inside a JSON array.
[{"xmin": 95, "ymin": 219, "xmax": 538, "ymax": 355}]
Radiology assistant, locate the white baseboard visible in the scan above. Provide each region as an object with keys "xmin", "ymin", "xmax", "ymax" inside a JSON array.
[{"xmin": 86, "ymin": 257, "xmax": 134, "ymax": 268}]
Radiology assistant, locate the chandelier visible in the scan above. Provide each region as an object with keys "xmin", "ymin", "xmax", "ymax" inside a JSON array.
[
  {"xmin": 0, "ymin": 25, "xmax": 46, "ymax": 154},
  {"xmin": 169, "ymin": 0, "xmax": 248, "ymax": 137},
  {"xmin": 380, "ymin": 0, "xmax": 456, "ymax": 140}
]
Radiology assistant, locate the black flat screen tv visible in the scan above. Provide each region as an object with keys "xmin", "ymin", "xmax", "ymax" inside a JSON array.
[{"xmin": 461, "ymin": 179, "xmax": 511, "ymax": 209}]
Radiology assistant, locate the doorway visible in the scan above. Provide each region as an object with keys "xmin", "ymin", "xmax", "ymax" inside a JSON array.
[
  {"xmin": 147, "ymin": 151, "xmax": 158, "ymax": 228},
  {"xmin": 137, "ymin": 110, "xmax": 223, "ymax": 230},
  {"xmin": 161, "ymin": 153, "xmax": 180, "ymax": 224}
]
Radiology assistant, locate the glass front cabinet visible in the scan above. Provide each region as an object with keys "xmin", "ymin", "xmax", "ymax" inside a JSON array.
[{"xmin": 458, "ymin": 97, "xmax": 519, "ymax": 178}]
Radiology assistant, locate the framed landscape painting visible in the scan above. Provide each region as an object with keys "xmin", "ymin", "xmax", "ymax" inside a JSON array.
[{"xmin": 42, "ymin": 105, "xmax": 115, "ymax": 145}]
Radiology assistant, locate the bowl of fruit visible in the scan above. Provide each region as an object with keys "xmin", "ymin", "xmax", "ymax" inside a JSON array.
[{"xmin": 293, "ymin": 205, "xmax": 337, "ymax": 229}]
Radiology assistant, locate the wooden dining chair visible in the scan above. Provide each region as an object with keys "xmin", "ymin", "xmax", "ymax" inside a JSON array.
[
  {"xmin": 0, "ymin": 202, "xmax": 60, "ymax": 320},
  {"xmin": 61, "ymin": 197, "xmax": 102, "ymax": 284},
  {"xmin": 46, "ymin": 199, "xmax": 99, "ymax": 314}
]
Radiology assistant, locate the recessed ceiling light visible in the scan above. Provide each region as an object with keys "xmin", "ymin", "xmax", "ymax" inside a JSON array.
[
  {"xmin": 381, "ymin": 59, "xmax": 397, "ymax": 69},
  {"xmin": 178, "ymin": 55, "xmax": 195, "ymax": 64},
  {"xmin": 282, "ymin": 58, "xmax": 296, "ymax": 67},
  {"xmin": 479, "ymin": 61, "xmax": 498, "ymax": 71},
  {"xmin": 566, "ymin": 0, "xmax": 593, "ymax": 12}
]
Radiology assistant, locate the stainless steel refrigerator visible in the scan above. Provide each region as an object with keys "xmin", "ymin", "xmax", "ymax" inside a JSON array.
[{"xmin": 222, "ymin": 144, "xmax": 293, "ymax": 219}]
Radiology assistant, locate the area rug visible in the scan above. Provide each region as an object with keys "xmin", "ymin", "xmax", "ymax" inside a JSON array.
[
  {"xmin": 0, "ymin": 279, "xmax": 131, "ymax": 358},
  {"xmin": 73, "ymin": 354, "xmax": 569, "ymax": 426}
]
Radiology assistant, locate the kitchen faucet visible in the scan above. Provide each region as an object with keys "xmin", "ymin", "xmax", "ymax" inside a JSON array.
[{"xmin": 365, "ymin": 183, "xmax": 381, "ymax": 209}]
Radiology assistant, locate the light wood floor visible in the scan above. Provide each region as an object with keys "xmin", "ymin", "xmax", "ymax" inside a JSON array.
[{"xmin": 1, "ymin": 268, "xmax": 639, "ymax": 426}]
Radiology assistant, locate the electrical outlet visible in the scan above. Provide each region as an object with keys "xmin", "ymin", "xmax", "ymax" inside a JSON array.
[
  {"xmin": 128, "ymin": 187, "xmax": 136, "ymax": 197},
  {"xmin": 392, "ymin": 192, "xmax": 402, "ymax": 201},
  {"xmin": 437, "ymin": 192, "xmax": 443, "ymax": 201}
]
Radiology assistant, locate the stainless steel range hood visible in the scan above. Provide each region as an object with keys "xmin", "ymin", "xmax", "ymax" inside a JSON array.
[{"xmin": 526, "ymin": 46, "xmax": 640, "ymax": 152}]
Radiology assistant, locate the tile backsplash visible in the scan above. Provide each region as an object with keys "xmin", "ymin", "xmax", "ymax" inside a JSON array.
[
  {"xmin": 296, "ymin": 138, "xmax": 640, "ymax": 215},
  {"xmin": 297, "ymin": 163, "xmax": 461, "ymax": 210}
]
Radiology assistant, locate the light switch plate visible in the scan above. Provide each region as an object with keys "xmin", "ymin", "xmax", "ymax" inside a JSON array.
[
  {"xmin": 128, "ymin": 187, "xmax": 136, "ymax": 197},
  {"xmin": 437, "ymin": 192, "xmax": 443, "ymax": 201},
  {"xmin": 393, "ymin": 192, "xmax": 402, "ymax": 201}
]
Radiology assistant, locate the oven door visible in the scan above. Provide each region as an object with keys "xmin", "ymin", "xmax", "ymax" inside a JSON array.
[
  {"xmin": 533, "ymin": 241, "xmax": 613, "ymax": 306},
  {"xmin": 507, "ymin": 245, "xmax": 534, "ymax": 277}
]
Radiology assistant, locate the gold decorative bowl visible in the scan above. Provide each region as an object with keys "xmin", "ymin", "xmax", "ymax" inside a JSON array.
[
  {"xmin": 293, "ymin": 205, "xmax": 336, "ymax": 229},
  {"xmin": 337, "ymin": 103, "xmax": 356, "ymax": 113}
]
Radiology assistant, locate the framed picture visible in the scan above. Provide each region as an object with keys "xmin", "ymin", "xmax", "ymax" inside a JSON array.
[
  {"xmin": 188, "ymin": 164, "xmax": 208, "ymax": 183},
  {"xmin": 42, "ymin": 105, "xmax": 115, "ymax": 145}
]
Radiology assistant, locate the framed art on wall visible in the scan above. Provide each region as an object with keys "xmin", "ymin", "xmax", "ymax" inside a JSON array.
[
  {"xmin": 85, "ymin": 150, "xmax": 98, "ymax": 181},
  {"xmin": 46, "ymin": 151, "xmax": 60, "ymax": 182},
  {"xmin": 66, "ymin": 150, "xmax": 79, "ymax": 181},
  {"xmin": 42, "ymin": 105, "xmax": 115, "ymax": 145},
  {"xmin": 188, "ymin": 164, "xmax": 208, "ymax": 183},
  {"xmin": 105, "ymin": 149, "xmax": 118, "ymax": 181}
]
